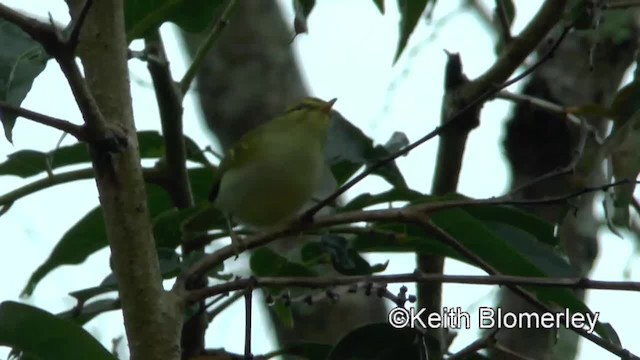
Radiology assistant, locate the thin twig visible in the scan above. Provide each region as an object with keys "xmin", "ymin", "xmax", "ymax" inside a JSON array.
[
  {"xmin": 0, "ymin": 100, "xmax": 86, "ymax": 140},
  {"xmin": 303, "ymin": 23, "xmax": 572, "ymax": 220},
  {"xmin": 606, "ymin": 0, "xmax": 640, "ymax": 9},
  {"xmin": 0, "ymin": 3, "xmax": 116, "ymax": 148},
  {"xmin": 0, "ymin": 167, "xmax": 165, "ymax": 208},
  {"xmin": 176, "ymin": 178, "xmax": 640, "ymax": 291},
  {"xmin": 186, "ymin": 273, "xmax": 640, "ymax": 303},
  {"xmin": 447, "ymin": 328, "xmax": 498, "ymax": 360},
  {"xmin": 67, "ymin": 0, "xmax": 94, "ymax": 51},
  {"xmin": 495, "ymin": 0, "xmax": 512, "ymax": 42},
  {"xmin": 179, "ymin": 0, "xmax": 237, "ymax": 94},
  {"xmin": 421, "ymin": 218, "xmax": 636, "ymax": 360},
  {"xmin": 207, "ymin": 291, "xmax": 244, "ymax": 322},
  {"xmin": 244, "ymin": 282, "xmax": 254, "ymax": 359}
]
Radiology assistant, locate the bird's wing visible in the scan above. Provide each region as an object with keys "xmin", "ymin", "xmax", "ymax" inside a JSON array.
[{"xmin": 207, "ymin": 121, "xmax": 271, "ymax": 202}]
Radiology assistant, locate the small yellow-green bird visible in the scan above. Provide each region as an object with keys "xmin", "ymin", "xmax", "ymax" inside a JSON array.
[{"xmin": 208, "ymin": 97, "xmax": 337, "ymax": 231}]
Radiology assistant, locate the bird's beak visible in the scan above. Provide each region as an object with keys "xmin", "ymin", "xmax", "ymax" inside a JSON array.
[{"xmin": 322, "ymin": 98, "xmax": 338, "ymax": 113}]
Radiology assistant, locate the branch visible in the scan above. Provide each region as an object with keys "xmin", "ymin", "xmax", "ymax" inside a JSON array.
[
  {"xmin": 0, "ymin": 100, "xmax": 86, "ymax": 140},
  {"xmin": 0, "ymin": 167, "xmax": 165, "ymax": 209},
  {"xmin": 463, "ymin": 0, "xmax": 569, "ymax": 99},
  {"xmin": 495, "ymin": 0, "xmax": 512, "ymax": 43},
  {"xmin": 302, "ymin": 14, "xmax": 572, "ymax": 221},
  {"xmin": 0, "ymin": 3, "xmax": 121, "ymax": 150},
  {"xmin": 606, "ymin": 0, "xmax": 640, "ymax": 9},
  {"xmin": 186, "ymin": 273, "xmax": 640, "ymax": 303},
  {"xmin": 176, "ymin": 178, "xmax": 640, "ymax": 290},
  {"xmin": 447, "ymin": 328, "xmax": 498, "ymax": 360},
  {"xmin": 179, "ymin": 0, "xmax": 237, "ymax": 94},
  {"xmin": 66, "ymin": 0, "xmax": 93, "ymax": 51},
  {"xmin": 144, "ymin": 31, "xmax": 194, "ymax": 210}
]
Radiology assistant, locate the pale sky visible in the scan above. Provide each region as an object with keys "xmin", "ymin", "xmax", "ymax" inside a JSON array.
[{"xmin": 0, "ymin": 1, "xmax": 638, "ymax": 359}]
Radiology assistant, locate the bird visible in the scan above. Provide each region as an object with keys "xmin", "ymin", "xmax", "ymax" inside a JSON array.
[{"xmin": 208, "ymin": 97, "xmax": 337, "ymax": 249}]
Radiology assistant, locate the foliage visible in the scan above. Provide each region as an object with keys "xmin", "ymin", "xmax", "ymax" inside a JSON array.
[{"xmin": 0, "ymin": 0, "xmax": 638, "ymax": 359}]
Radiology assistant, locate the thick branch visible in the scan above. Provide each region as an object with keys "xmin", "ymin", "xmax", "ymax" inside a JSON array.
[
  {"xmin": 65, "ymin": 0, "xmax": 182, "ymax": 359},
  {"xmin": 463, "ymin": 0, "xmax": 569, "ymax": 100},
  {"xmin": 144, "ymin": 31, "xmax": 193, "ymax": 209}
]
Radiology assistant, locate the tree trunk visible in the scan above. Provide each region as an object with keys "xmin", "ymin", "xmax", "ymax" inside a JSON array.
[
  {"xmin": 180, "ymin": 0, "xmax": 387, "ymax": 351},
  {"xmin": 496, "ymin": 13, "xmax": 639, "ymax": 359}
]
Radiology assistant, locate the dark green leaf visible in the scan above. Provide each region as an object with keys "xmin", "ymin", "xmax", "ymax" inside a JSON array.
[
  {"xmin": 565, "ymin": 0, "xmax": 603, "ymax": 30},
  {"xmin": 279, "ymin": 342, "xmax": 333, "ymax": 360},
  {"xmin": 0, "ymin": 19, "xmax": 50, "ymax": 143},
  {"xmin": 0, "ymin": 131, "xmax": 208, "ymax": 178},
  {"xmin": 181, "ymin": 204, "xmax": 227, "ymax": 233},
  {"xmin": 0, "ymin": 301, "xmax": 114, "ymax": 360},
  {"xmin": 69, "ymin": 284, "xmax": 118, "ymax": 304},
  {"xmin": 355, "ymin": 208, "xmax": 613, "ymax": 342},
  {"xmin": 271, "ymin": 301, "xmax": 294, "ymax": 328},
  {"xmin": 58, "ymin": 299, "xmax": 120, "ymax": 326},
  {"xmin": 462, "ymin": 203, "xmax": 557, "ymax": 247},
  {"xmin": 342, "ymin": 187, "xmax": 424, "ymax": 211},
  {"xmin": 157, "ymin": 247, "xmax": 182, "ymax": 279},
  {"xmin": 610, "ymin": 79, "xmax": 640, "ymax": 123},
  {"xmin": 21, "ymin": 183, "xmax": 173, "ymax": 296},
  {"xmin": 326, "ymin": 111, "xmax": 407, "ymax": 188},
  {"xmin": 293, "ymin": 0, "xmax": 316, "ymax": 34},
  {"xmin": 20, "ymin": 166, "xmax": 213, "ymax": 296},
  {"xmin": 153, "ymin": 205, "xmax": 207, "ymax": 248},
  {"xmin": 318, "ymin": 235, "xmax": 389, "ymax": 275},
  {"xmin": 250, "ymin": 248, "xmax": 316, "ymax": 277},
  {"xmin": 329, "ymin": 323, "xmax": 434, "ymax": 359},
  {"xmin": 394, "ymin": 0, "xmax": 430, "ymax": 63},
  {"xmin": 373, "ymin": 0, "xmax": 385, "ymax": 14},
  {"xmin": 125, "ymin": 0, "xmax": 225, "ymax": 42}
]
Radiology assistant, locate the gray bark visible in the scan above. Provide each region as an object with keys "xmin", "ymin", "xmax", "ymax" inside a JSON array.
[
  {"xmin": 180, "ymin": 0, "xmax": 387, "ymax": 352},
  {"xmin": 496, "ymin": 13, "xmax": 639, "ymax": 359}
]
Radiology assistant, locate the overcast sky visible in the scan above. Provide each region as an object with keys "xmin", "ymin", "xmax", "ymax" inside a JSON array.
[{"xmin": 0, "ymin": 1, "xmax": 638, "ymax": 359}]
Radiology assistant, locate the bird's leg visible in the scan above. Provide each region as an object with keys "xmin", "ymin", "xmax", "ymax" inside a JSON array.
[{"xmin": 226, "ymin": 216, "xmax": 244, "ymax": 259}]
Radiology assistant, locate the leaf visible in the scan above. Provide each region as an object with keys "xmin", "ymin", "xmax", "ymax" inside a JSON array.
[
  {"xmin": 564, "ymin": 103, "xmax": 612, "ymax": 118},
  {"xmin": 125, "ymin": 0, "xmax": 226, "ymax": 42},
  {"xmin": 394, "ymin": 0, "xmax": 430, "ymax": 63},
  {"xmin": 0, "ymin": 19, "xmax": 50, "ymax": 143},
  {"xmin": 301, "ymin": 236, "xmax": 388, "ymax": 275},
  {"xmin": 321, "ymin": 235, "xmax": 388, "ymax": 275},
  {"xmin": 610, "ymin": 80, "xmax": 640, "ymax": 123},
  {"xmin": 279, "ymin": 342, "xmax": 333, "ymax": 360},
  {"xmin": 0, "ymin": 131, "xmax": 208, "ymax": 178},
  {"xmin": 153, "ymin": 205, "xmax": 208, "ymax": 248},
  {"xmin": 326, "ymin": 111, "xmax": 407, "ymax": 188},
  {"xmin": 343, "ymin": 190, "xmax": 556, "ymax": 246},
  {"xmin": 180, "ymin": 204, "xmax": 227, "ymax": 233},
  {"xmin": 0, "ymin": 301, "xmax": 114, "ymax": 360},
  {"xmin": 329, "ymin": 323, "xmax": 433, "ymax": 359},
  {"xmin": 21, "ymin": 183, "xmax": 174, "ymax": 296},
  {"xmin": 565, "ymin": 0, "xmax": 604, "ymax": 30},
  {"xmin": 342, "ymin": 187, "xmax": 424, "ymax": 211},
  {"xmin": 373, "ymin": 0, "xmax": 385, "ymax": 14},
  {"xmin": 57, "ymin": 299, "xmax": 120, "ymax": 326},
  {"xmin": 250, "ymin": 247, "xmax": 316, "ymax": 278},
  {"xmin": 293, "ymin": 0, "xmax": 316, "ymax": 35},
  {"xmin": 353, "ymin": 209, "xmax": 615, "ymax": 342}
]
